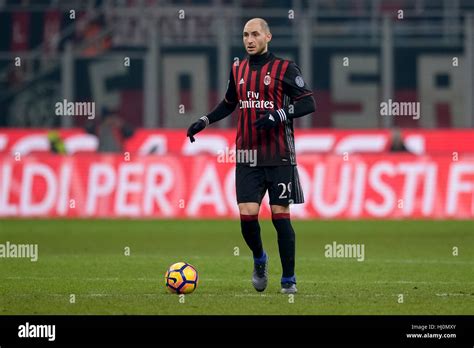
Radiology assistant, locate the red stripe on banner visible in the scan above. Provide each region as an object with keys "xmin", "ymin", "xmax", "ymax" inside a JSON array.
[{"xmin": 3, "ymin": 129, "xmax": 474, "ymax": 156}]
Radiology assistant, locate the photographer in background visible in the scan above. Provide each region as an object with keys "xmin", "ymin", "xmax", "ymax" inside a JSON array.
[
  {"xmin": 389, "ymin": 128, "xmax": 410, "ymax": 153},
  {"xmin": 85, "ymin": 107, "xmax": 134, "ymax": 153},
  {"xmin": 47, "ymin": 130, "xmax": 67, "ymax": 154}
]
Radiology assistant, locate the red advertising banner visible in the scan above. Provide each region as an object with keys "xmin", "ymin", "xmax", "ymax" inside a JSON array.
[
  {"xmin": 1, "ymin": 129, "xmax": 473, "ymax": 155},
  {"xmin": 0, "ymin": 129, "xmax": 97, "ymax": 155},
  {"xmin": 124, "ymin": 129, "xmax": 474, "ymax": 156},
  {"xmin": 1, "ymin": 153, "xmax": 473, "ymax": 219}
]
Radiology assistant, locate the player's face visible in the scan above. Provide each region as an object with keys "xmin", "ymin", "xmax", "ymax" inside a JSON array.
[{"xmin": 243, "ymin": 22, "xmax": 271, "ymax": 56}]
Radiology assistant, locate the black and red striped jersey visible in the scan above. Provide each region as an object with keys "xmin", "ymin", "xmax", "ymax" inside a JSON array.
[{"xmin": 224, "ymin": 52, "xmax": 313, "ymax": 166}]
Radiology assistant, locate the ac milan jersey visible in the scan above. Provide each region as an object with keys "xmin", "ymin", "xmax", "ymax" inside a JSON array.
[{"xmin": 224, "ymin": 52, "xmax": 313, "ymax": 166}]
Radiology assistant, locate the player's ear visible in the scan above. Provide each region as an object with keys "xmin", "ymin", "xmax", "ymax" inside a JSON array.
[{"xmin": 266, "ymin": 32, "xmax": 272, "ymax": 43}]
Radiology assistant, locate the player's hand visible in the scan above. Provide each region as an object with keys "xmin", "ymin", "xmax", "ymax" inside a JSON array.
[
  {"xmin": 254, "ymin": 111, "xmax": 278, "ymax": 130},
  {"xmin": 187, "ymin": 119, "xmax": 206, "ymax": 143}
]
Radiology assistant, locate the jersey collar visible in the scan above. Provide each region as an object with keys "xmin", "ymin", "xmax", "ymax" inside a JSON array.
[{"xmin": 248, "ymin": 51, "xmax": 273, "ymax": 67}]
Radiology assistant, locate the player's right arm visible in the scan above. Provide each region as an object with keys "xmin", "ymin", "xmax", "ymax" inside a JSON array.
[{"xmin": 186, "ymin": 69, "xmax": 238, "ymax": 143}]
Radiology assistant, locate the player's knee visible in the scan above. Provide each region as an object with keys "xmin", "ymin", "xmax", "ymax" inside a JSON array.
[
  {"xmin": 238, "ymin": 203, "xmax": 260, "ymax": 215},
  {"xmin": 270, "ymin": 205, "xmax": 290, "ymax": 214}
]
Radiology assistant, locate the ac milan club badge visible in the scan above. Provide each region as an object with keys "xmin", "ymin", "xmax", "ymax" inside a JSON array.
[{"xmin": 264, "ymin": 75, "xmax": 271, "ymax": 85}]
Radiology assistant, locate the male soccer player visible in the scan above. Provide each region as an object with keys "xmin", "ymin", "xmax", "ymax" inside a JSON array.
[{"xmin": 187, "ymin": 18, "xmax": 315, "ymax": 294}]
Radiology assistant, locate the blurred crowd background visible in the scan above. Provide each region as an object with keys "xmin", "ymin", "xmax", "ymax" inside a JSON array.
[{"xmin": 0, "ymin": 0, "xmax": 473, "ymax": 132}]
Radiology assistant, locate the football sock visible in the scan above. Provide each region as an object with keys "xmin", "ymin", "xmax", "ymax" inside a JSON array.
[
  {"xmin": 281, "ymin": 275, "xmax": 296, "ymax": 285},
  {"xmin": 272, "ymin": 213, "xmax": 295, "ymax": 280},
  {"xmin": 240, "ymin": 214, "xmax": 264, "ymax": 260},
  {"xmin": 254, "ymin": 250, "xmax": 267, "ymax": 264}
]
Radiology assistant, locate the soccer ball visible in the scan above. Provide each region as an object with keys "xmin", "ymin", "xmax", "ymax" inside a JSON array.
[{"xmin": 165, "ymin": 262, "xmax": 198, "ymax": 294}]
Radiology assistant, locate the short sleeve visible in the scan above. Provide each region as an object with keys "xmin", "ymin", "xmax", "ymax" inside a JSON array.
[{"xmin": 282, "ymin": 62, "xmax": 313, "ymax": 101}]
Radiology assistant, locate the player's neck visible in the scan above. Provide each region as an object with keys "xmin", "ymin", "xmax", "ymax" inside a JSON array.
[{"xmin": 248, "ymin": 50, "xmax": 271, "ymax": 65}]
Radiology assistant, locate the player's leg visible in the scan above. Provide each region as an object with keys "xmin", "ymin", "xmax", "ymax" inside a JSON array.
[
  {"xmin": 270, "ymin": 204, "xmax": 297, "ymax": 293},
  {"xmin": 236, "ymin": 165, "xmax": 268, "ymax": 291},
  {"xmin": 267, "ymin": 165, "xmax": 304, "ymax": 294},
  {"xmin": 238, "ymin": 202, "xmax": 264, "ymax": 260}
]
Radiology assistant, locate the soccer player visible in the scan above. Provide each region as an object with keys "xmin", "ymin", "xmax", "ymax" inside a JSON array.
[{"xmin": 187, "ymin": 18, "xmax": 315, "ymax": 294}]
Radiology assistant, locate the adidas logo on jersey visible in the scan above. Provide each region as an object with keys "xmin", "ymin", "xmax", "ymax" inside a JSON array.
[{"xmin": 239, "ymin": 78, "xmax": 245, "ymax": 85}]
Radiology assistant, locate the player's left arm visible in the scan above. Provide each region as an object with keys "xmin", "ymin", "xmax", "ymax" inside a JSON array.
[
  {"xmin": 254, "ymin": 62, "xmax": 315, "ymax": 129},
  {"xmin": 278, "ymin": 62, "xmax": 315, "ymax": 120}
]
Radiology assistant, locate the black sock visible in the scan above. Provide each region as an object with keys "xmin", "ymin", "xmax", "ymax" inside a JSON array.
[
  {"xmin": 272, "ymin": 213, "xmax": 295, "ymax": 279},
  {"xmin": 240, "ymin": 214, "xmax": 263, "ymax": 259}
]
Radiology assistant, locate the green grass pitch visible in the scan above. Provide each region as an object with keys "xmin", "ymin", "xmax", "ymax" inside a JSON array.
[{"xmin": 0, "ymin": 219, "xmax": 473, "ymax": 315}]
